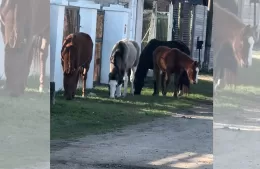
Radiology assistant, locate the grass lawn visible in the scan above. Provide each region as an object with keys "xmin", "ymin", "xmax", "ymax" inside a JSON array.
[
  {"xmin": 51, "ymin": 74, "xmax": 213, "ymax": 140},
  {"xmin": 0, "ymin": 88, "xmax": 49, "ymax": 168},
  {"xmin": 214, "ymin": 52, "xmax": 260, "ymax": 110}
]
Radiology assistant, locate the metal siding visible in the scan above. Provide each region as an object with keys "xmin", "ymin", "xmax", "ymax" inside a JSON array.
[
  {"xmin": 192, "ymin": 5, "xmax": 208, "ymax": 65},
  {"xmin": 180, "ymin": 3, "xmax": 192, "ymax": 48},
  {"xmin": 240, "ymin": 0, "xmax": 260, "ymax": 25}
]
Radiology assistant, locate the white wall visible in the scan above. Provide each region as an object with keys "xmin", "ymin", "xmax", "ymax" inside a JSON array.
[{"xmin": 100, "ymin": 5, "xmax": 130, "ymax": 84}]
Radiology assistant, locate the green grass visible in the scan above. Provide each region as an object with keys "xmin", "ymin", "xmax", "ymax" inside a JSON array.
[
  {"xmin": 51, "ymin": 76, "xmax": 213, "ymax": 140},
  {"xmin": 214, "ymin": 54, "xmax": 260, "ymax": 109},
  {"xmin": 0, "ymin": 89, "xmax": 49, "ymax": 168}
]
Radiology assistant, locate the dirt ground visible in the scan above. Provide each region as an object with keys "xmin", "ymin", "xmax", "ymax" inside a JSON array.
[{"xmin": 51, "ymin": 103, "xmax": 213, "ymax": 169}]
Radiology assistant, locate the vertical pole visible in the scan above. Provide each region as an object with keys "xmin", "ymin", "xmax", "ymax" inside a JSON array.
[
  {"xmin": 167, "ymin": 2, "xmax": 173, "ymax": 41},
  {"xmin": 202, "ymin": 0, "xmax": 213, "ymax": 71},
  {"xmin": 254, "ymin": 0, "xmax": 257, "ymax": 26},
  {"xmin": 152, "ymin": 1, "xmax": 157, "ymax": 39}
]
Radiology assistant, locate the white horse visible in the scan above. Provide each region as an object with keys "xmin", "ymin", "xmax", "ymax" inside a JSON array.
[{"xmin": 108, "ymin": 39, "xmax": 140, "ymax": 98}]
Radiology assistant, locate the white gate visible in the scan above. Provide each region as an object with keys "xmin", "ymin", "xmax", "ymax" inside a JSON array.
[
  {"xmin": 100, "ymin": 5, "xmax": 130, "ymax": 84},
  {"xmin": 50, "ymin": 0, "xmax": 100, "ymax": 91}
]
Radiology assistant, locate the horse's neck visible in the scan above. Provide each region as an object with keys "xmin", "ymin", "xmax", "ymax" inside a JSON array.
[{"xmin": 180, "ymin": 57, "xmax": 193, "ymax": 70}]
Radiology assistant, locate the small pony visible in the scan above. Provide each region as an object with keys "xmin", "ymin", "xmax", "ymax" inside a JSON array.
[
  {"xmin": 133, "ymin": 39, "xmax": 191, "ymax": 95},
  {"xmin": 108, "ymin": 39, "xmax": 140, "ymax": 98},
  {"xmin": 61, "ymin": 32, "xmax": 93, "ymax": 100},
  {"xmin": 153, "ymin": 46, "xmax": 199, "ymax": 97}
]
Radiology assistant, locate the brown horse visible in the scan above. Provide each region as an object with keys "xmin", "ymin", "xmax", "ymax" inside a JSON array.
[
  {"xmin": 0, "ymin": 0, "xmax": 49, "ymax": 96},
  {"xmin": 213, "ymin": 2, "xmax": 259, "ymax": 90},
  {"xmin": 61, "ymin": 32, "xmax": 93, "ymax": 100},
  {"xmin": 152, "ymin": 46, "xmax": 199, "ymax": 97}
]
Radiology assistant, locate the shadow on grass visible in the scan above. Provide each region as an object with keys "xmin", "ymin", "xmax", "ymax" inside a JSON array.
[{"xmin": 51, "ymin": 78, "xmax": 213, "ymax": 140}]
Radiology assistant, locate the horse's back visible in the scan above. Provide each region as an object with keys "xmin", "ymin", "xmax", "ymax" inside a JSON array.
[
  {"xmin": 76, "ymin": 32, "xmax": 93, "ymax": 65},
  {"xmin": 63, "ymin": 32, "xmax": 93, "ymax": 68},
  {"xmin": 120, "ymin": 39, "xmax": 139, "ymax": 68}
]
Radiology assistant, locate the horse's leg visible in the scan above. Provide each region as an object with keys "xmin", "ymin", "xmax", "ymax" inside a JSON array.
[
  {"xmin": 39, "ymin": 37, "xmax": 48, "ymax": 93},
  {"xmin": 152, "ymin": 62, "xmax": 160, "ymax": 96},
  {"xmin": 163, "ymin": 71, "xmax": 171, "ymax": 96},
  {"xmin": 172, "ymin": 73, "xmax": 180, "ymax": 98},
  {"xmin": 122, "ymin": 71, "xmax": 128, "ymax": 97},
  {"xmin": 82, "ymin": 67, "xmax": 87, "ymax": 98},
  {"xmin": 161, "ymin": 72, "xmax": 166, "ymax": 95},
  {"xmin": 115, "ymin": 84, "xmax": 122, "ymax": 97},
  {"xmin": 215, "ymin": 67, "xmax": 225, "ymax": 91},
  {"xmin": 130, "ymin": 67, "xmax": 137, "ymax": 95}
]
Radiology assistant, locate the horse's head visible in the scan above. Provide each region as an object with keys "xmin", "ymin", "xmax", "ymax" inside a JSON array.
[
  {"xmin": 108, "ymin": 50, "xmax": 124, "ymax": 98},
  {"xmin": 187, "ymin": 61, "xmax": 199, "ymax": 84},
  {"xmin": 61, "ymin": 36, "xmax": 79, "ymax": 100},
  {"xmin": 236, "ymin": 24, "xmax": 259, "ymax": 67}
]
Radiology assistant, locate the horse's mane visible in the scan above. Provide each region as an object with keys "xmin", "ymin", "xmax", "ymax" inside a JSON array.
[
  {"xmin": 174, "ymin": 48, "xmax": 194, "ymax": 64},
  {"xmin": 61, "ymin": 33, "xmax": 75, "ymax": 73}
]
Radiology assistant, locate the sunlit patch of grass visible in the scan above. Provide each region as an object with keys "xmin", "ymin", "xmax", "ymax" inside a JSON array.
[{"xmin": 51, "ymin": 77, "xmax": 213, "ymax": 140}]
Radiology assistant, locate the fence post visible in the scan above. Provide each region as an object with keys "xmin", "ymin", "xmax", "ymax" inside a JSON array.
[
  {"xmin": 152, "ymin": 1, "xmax": 157, "ymax": 39},
  {"xmin": 167, "ymin": 2, "xmax": 173, "ymax": 41},
  {"xmin": 202, "ymin": 0, "xmax": 213, "ymax": 71}
]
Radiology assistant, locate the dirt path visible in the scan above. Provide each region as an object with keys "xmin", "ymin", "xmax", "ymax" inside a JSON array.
[{"xmin": 51, "ymin": 104, "xmax": 213, "ymax": 169}]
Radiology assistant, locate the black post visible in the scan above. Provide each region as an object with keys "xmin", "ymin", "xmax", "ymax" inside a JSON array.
[
  {"xmin": 50, "ymin": 82, "xmax": 55, "ymax": 105},
  {"xmin": 202, "ymin": 0, "xmax": 213, "ymax": 71},
  {"xmin": 254, "ymin": 0, "xmax": 257, "ymax": 26}
]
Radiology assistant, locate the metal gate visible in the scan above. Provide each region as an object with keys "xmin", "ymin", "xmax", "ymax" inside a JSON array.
[{"xmin": 63, "ymin": 7, "xmax": 80, "ymax": 40}]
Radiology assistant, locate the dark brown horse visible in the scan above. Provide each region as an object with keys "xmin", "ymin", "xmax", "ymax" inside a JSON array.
[
  {"xmin": 213, "ymin": 2, "xmax": 259, "ymax": 90},
  {"xmin": 152, "ymin": 46, "xmax": 199, "ymax": 97},
  {"xmin": 0, "ymin": 0, "xmax": 49, "ymax": 96},
  {"xmin": 61, "ymin": 32, "xmax": 93, "ymax": 100},
  {"xmin": 213, "ymin": 2, "xmax": 259, "ymax": 68}
]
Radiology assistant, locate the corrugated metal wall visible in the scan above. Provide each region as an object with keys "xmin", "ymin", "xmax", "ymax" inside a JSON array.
[
  {"xmin": 191, "ymin": 5, "xmax": 208, "ymax": 65},
  {"xmin": 239, "ymin": 0, "xmax": 260, "ymax": 25},
  {"xmin": 179, "ymin": 2, "xmax": 193, "ymax": 48},
  {"xmin": 172, "ymin": 3, "xmax": 180, "ymax": 40},
  {"xmin": 156, "ymin": 13, "xmax": 169, "ymax": 41}
]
